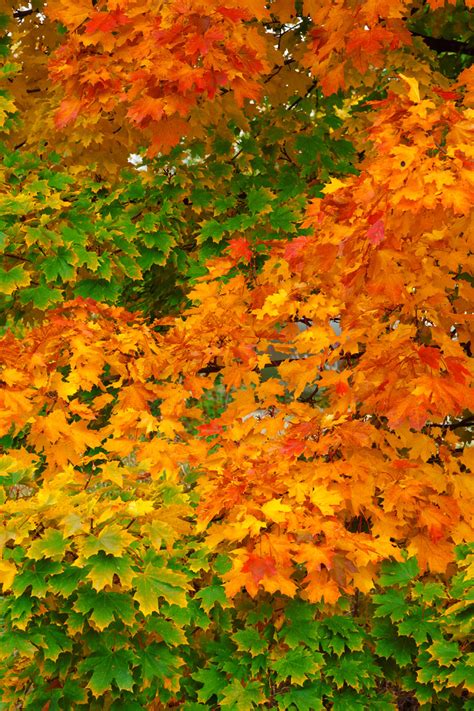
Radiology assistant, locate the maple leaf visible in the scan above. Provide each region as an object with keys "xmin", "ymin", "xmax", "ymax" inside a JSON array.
[
  {"xmin": 367, "ymin": 219, "xmax": 385, "ymax": 245},
  {"xmin": 27, "ymin": 530, "xmax": 68, "ymax": 560},
  {"xmin": 133, "ymin": 563, "xmax": 188, "ymax": 615},
  {"xmin": 81, "ymin": 525, "xmax": 134, "ymax": 559},
  {"xmin": 399, "ymin": 74, "xmax": 421, "ymax": 102},
  {"xmin": 0, "ymin": 559, "xmax": 17, "ymax": 590},
  {"xmin": 408, "ymin": 533, "xmax": 454, "ymax": 573},
  {"xmin": 261, "ymin": 498, "xmax": 291, "ymax": 523},
  {"xmin": 241, "ymin": 553, "xmax": 277, "ymax": 586},
  {"xmin": 310, "ymin": 485, "xmax": 343, "ymax": 516},
  {"xmin": 85, "ymin": 10, "xmax": 130, "ymax": 35},
  {"xmin": 3, "ymin": 3, "xmax": 474, "ymax": 707},
  {"xmin": 55, "ymin": 98, "xmax": 83, "ymax": 129},
  {"xmin": 82, "ymin": 649, "xmax": 135, "ymax": 696},
  {"xmin": 228, "ymin": 236, "xmax": 253, "ymax": 261}
]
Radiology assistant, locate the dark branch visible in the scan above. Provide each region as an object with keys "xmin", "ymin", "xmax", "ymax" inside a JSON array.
[
  {"xmin": 287, "ymin": 80, "xmax": 318, "ymax": 110},
  {"xmin": 197, "ymin": 355, "xmax": 310, "ymax": 376},
  {"xmin": 428, "ymin": 416, "xmax": 474, "ymax": 430},
  {"xmin": 13, "ymin": 8, "xmax": 38, "ymax": 20},
  {"xmin": 413, "ymin": 32, "xmax": 474, "ymax": 57},
  {"xmin": 3, "ymin": 252, "xmax": 33, "ymax": 263},
  {"xmin": 264, "ymin": 58, "xmax": 295, "ymax": 84}
]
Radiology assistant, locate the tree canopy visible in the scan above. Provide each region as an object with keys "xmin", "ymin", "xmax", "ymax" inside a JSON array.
[{"xmin": 0, "ymin": 0, "xmax": 473, "ymax": 708}]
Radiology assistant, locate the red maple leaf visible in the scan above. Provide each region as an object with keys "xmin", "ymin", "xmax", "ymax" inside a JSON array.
[
  {"xmin": 85, "ymin": 10, "xmax": 130, "ymax": 35},
  {"xmin": 242, "ymin": 554, "xmax": 277, "ymax": 583},
  {"xmin": 418, "ymin": 346, "xmax": 441, "ymax": 370},
  {"xmin": 367, "ymin": 219, "xmax": 385, "ymax": 245},
  {"xmin": 228, "ymin": 237, "xmax": 252, "ymax": 261}
]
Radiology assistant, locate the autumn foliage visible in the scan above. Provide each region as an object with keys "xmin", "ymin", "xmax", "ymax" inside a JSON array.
[{"xmin": 1, "ymin": 0, "xmax": 473, "ymax": 708}]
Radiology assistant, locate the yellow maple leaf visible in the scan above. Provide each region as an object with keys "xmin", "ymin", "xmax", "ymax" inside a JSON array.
[
  {"xmin": 310, "ymin": 485, "xmax": 343, "ymax": 515},
  {"xmin": 322, "ymin": 177, "xmax": 346, "ymax": 195},
  {"xmin": 0, "ymin": 559, "xmax": 17, "ymax": 590},
  {"xmin": 126, "ymin": 499, "xmax": 155, "ymax": 517},
  {"xmin": 399, "ymin": 73, "xmax": 421, "ymax": 103},
  {"xmin": 100, "ymin": 461, "xmax": 125, "ymax": 487},
  {"xmin": 261, "ymin": 498, "xmax": 291, "ymax": 523}
]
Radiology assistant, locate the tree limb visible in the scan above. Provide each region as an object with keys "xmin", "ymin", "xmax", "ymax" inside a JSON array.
[
  {"xmin": 13, "ymin": 7, "xmax": 39, "ymax": 20},
  {"xmin": 428, "ymin": 415, "xmax": 474, "ymax": 430},
  {"xmin": 412, "ymin": 31, "xmax": 474, "ymax": 57}
]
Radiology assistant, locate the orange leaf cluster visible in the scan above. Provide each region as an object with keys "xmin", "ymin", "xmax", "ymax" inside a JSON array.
[
  {"xmin": 145, "ymin": 77, "xmax": 473, "ymax": 602},
  {"xmin": 302, "ymin": 0, "xmax": 473, "ymax": 95},
  {"xmin": 0, "ymin": 299, "xmax": 188, "ymax": 476},
  {"xmin": 47, "ymin": 0, "xmax": 270, "ymax": 153}
]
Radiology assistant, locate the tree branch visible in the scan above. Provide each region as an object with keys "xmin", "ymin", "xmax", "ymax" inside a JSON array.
[
  {"xmin": 3, "ymin": 252, "xmax": 33, "ymax": 263},
  {"xmin": 412, "ymin": 31, "xmax": 474, "ymax": 57},
  {"xmin": 287, "ymin": 80, "xmax": 318, "ymax": 110},
  {"xmin": 197, "ymin": 355, "xmax": 309, "ymax": 376},
  {"xmin": 428, "ymin": 415, "xmax": 474, "ymax": 430},
  {"xmin": 13, "ymin": 8, "xmax": 39, "ymax": 20}
]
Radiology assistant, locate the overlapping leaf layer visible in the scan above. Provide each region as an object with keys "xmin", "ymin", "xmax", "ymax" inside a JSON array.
[{"xmin": 0, "ymin": 0, "xmax": 473, "ymax": 707}]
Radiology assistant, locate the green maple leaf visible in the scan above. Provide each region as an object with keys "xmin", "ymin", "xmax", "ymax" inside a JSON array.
[
  {"xmin": 280, "ymin": 618, "xmax": 322, "ymax": 649},
  {"xmin": 116, "ymin": 254, "xmax": 142, "ymax": 279},
  {"xmin": 74, "ymin": 278, "xmax": 120, "ymax": 301},
  {"xmin": 145, "ymin": 616, "xmax": 186, "ymax": 646},
  {"xmin": 427, "ymin": 639, "xmax": 460, "ymax": 667},
  {"xmin": 280, "ymin": 600, "xmax": 322, "ymax": 649},
  {"xmin": 278, "ymin": 680, "xmax": 330, "ymax": 711},
  {"xmin": 269, "ymin": 205, "xmax": 296, "ymax": 232},
  {"xmin": 9, "ymin": 594, "xmax": 34, "ymax": 627},
  {"xmin": 220, "ymin": 679, "xmax": 264, "ymax": 710},
  {"xmin": 192, "ymin": 667, "xmax": 228, "ymax": 703},
  {"xmin": 66, "ymin": 610, "xmax": 86, "ymax": 634},
  {"xmin": 27, "ymin": 530, "xmax": 68, "ymax": 560},
  {"xmin": 198, "ymin": 219, "xmax": 226, "ymax": 243},
  {"xmin": 38, "ymin": 625, "xmax": 73, "ymax": 662},
  {"xmin": 12, "ymin": 560, "xmax": 61, "ymax": 597},
  {"xmin": 133, "ymin": 563, "xmax": 188, "ymax": 616},
  {"xmin": 373, "ymin": 619, "xmax": 416, "ymax": 667},
  {"xmin": 136, "ymin": 642, "xmax": 182, "ymax": 686},
  {"xmin": 86, "ymin": 552, "xmax": 135, "ymax": 591},
  {"xmin": 397, "ymin": 608, "xmax": 440, "ymax": 645},
  {"xmin": 416, "ymin": 655, "xmax": 450, "ymax": 686},
  {"xmin": 325, "ymin": 655, "xmax": 368, "ymax": 690},
  {"xmin": 57, "ymin": 678, "xmax": 88, "ymax": 706},
  {"xmin": 19, "ymin": 283, "xmax": 63, "ymax": 309},
  {"xmin": 412, "ymin": 581, "xmax": 445, "ymax": 604},
  {"xmin": 247, "ymin": 188, "xmax": 270, "ymax": 214},
  {"xmin": 190, "ymin": 187, "xmax": 213, "ymax": 207},
  {"xmin": 194, "ymin": 584, "xmax": 228, "ymax": 613},
  {"xmin": 47, "ymin": 173, "xmax": 75, "ymax": 190},
  {"xmin": 82, "ymin": 526, "xmax": 128, "ymax": 558},
  {"xmin": 137, "ymin": 247, "xmax": 169, "ymax": 269},
  {"xmin": 42, "ymin": 247, "xmax": 76, "ymax": 281},
  {"xmin": 0, "ymin": 630, "xmax": 36, "ymax": 658},
  {"xmin": 81, "ymin": 648, "xmax": 135, "ymax": 696},
  {"xmin": 378, "ymin": 557, "xmax": 419, "ymax": 587},
  {"xmin": 447, "ymin": 661, "xmax": 474, "ymax": 691},
  {"xmin": 232, "ymin": 628, "xmax": 268, "ymax": 657},
  {"xmin": 74, "ymin": 588, "xmax": 136, "ymax": 630},
  {"xmin": 49, "ymin": 566, "xmax": 83, "ymax": 597},
  {"xmin": 372, "ymin": 589, "xmax": 407, "ymax": 622},
  {"xmin": 331, "ymin": 688, "xmax": 375, "ymax": 711},
  {"xmin": 0, "ymin": 265, "xmax": 30, "ymax": 294},
  {"xmin": 214, "ymin": 554, "xmax": 232, "ymax": 575},
  {"xmin": 271, "ymin": 647, "xmax": 323, "ymax": 685},
  {"xmin": 74, "ymin": 244, "xmax": 100, "ymax": 271},
  {"xmin": 322, "ymin": 616, "xmax": 365, "ymax": 654}
]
